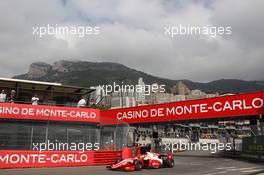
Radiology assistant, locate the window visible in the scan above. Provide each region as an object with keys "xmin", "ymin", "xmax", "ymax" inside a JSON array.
[
  {"xmin": 0, "ymin": 120, "xmax": 101, "ymax": 151},
  {"xmin": 0, "ymin": 122, "xmax": 32, "ymax": 150}
]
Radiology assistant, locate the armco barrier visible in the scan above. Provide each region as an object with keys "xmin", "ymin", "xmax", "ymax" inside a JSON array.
[
  {"xmin": 241, "ymin": 135, "xmax": 264, "ymax": 162},
  {"xmin": 122, "ymin": 148, "xmax": 133, "ymax": 160},
  {"xmin": 93, "ymin": 150, "xmax": 122, "ymax": 165}
]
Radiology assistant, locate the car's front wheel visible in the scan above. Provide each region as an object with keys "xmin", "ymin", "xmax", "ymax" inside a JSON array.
[
  {"xmin": 133, "ymin": 160, "xmax": 142, "ymax": 171},
  {"xmin": 115, "ymin": 158, "xmax": 122, "ymax": 163}
]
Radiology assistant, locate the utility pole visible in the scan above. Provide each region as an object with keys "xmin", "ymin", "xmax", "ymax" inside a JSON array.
[
  {"xmin": 257, "ymin": 114, "xmax": 263, "ymax": 135},
  {"xmin": 121, "ymin": 86, "xmax": 123, "ymax": 108}
]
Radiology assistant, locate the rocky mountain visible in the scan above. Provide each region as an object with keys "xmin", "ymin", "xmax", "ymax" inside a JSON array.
[
  {"xmin": 14, "ymin": 60, "xmax": 264, "ymax": 94},
  {"xmin": 26, "ymin": 62, "xmax": 52, "ymax": 79}
]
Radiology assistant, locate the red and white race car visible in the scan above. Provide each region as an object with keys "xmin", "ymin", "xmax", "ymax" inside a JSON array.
[{"xmin": 107, "ymin": 146, "xmax": 174, "ymax": 171}]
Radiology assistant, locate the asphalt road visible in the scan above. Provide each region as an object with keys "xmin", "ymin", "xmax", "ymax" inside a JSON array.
[{"xmin": 1, "ymin": 151, "xmax": 263, "ymax": 175}]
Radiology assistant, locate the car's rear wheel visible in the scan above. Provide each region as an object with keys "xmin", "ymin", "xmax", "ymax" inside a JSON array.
[
  {"xmin": 166, "ymin": 159, "xmax": 174, "ymax": 168},
  {"xmin": 134, "ymin": 160, "xmax": 142, "ymax": 171}
]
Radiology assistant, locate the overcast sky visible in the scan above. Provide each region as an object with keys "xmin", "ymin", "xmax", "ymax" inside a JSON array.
[{"xmin": 0, "ymin": 0, "xmax": 263, "ymax": 82}]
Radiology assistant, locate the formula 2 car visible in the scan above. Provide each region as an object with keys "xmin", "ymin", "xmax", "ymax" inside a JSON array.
[{"xmin": 106, "ymin": 145, "xmax": 174, "ymax": 171}]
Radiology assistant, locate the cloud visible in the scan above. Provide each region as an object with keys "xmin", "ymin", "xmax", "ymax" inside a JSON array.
[{"xmin": 0, "ymin": 0, "xmax": 263, "ymax": 82}]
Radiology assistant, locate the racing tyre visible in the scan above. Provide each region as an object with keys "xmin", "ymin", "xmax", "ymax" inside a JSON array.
[
  {"xmin": 115, "ymin": 158, "xmax": 122, "ymax": 163},
  {"xmin": 106, "ymin": 165, "xmax": 111, "ymax": 169},
  {"xmin": 133, "ymin": 160, "xmax": 142, "ymax": 171},
  {"xmin": 166, "ymin": 159, "xmax": 174, "ymax": 168}
]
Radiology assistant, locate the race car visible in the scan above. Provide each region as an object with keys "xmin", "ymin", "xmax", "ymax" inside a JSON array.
[{"xmin": 106, "ymin": 145, "xmax": 174, "ymax": 171}]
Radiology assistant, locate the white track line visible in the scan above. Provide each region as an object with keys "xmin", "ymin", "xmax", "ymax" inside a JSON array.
[
  {"xmin": 241, "ymin": 169, "xmax": 263, "ymax": 173},
  {"xmin": 204, "ymin": 171, "xmax": 227, "ymax": 175},
  {"xmin": 215, "ymin": 167, "xmax": 236, "ymax": 170}
]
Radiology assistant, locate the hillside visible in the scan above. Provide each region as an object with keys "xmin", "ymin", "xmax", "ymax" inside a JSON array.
[{"xmin": 13, "ymin": 60, "xmax": 264, "ymax": 94}]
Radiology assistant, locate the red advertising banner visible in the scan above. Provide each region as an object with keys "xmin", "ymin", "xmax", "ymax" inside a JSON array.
[
  {"xmin": 0, "ymin": 92, "xmax": 264, "ymax": 124},
  {"xmin": 0, "ymin": 103, "xmax": 100, "ymax": 123},
  {"xmin": 0, "ymin": 150, "xmax": 94, "ymax": 168},
  {"xmin": 101, "ymin": 92, "xmax": 264, "ymax": 124},
  {"xmin": 0, "ymin": 150, "xmax": 124, "ymax": 168}
]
